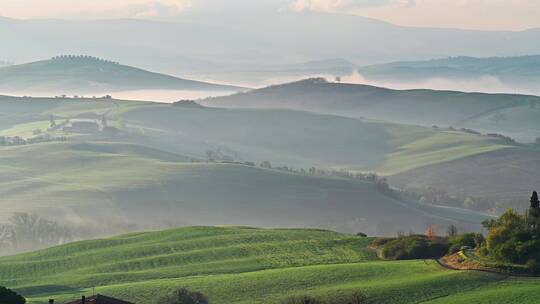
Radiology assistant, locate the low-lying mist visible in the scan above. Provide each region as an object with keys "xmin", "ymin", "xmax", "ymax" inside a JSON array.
[
  {"xmin": 241, "ymin": 70, "xmax": 540, "ymax": 96},
  {"xmin": 0, "ymin": 89, "xmax": 237, "ymax": 103}
]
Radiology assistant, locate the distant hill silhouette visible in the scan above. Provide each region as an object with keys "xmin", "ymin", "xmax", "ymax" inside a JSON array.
[
  {"xmin": 0, "ymin": 55, "xmax": 244, "ymax": 94},
  {"xmin": 205, "ymin": 78, "xmax": 540, "ymax": 142},
  {"xmin": 359, "ymin": 55, "xmax": 540, "ymax": 88}
]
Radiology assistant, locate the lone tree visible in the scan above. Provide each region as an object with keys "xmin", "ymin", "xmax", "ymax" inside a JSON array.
[
  {"xmin": 49, "ymin": 115, "xmax": 57, "ymax": 129},
  {"xmin": 447, "ymin": 224, "xmax": 458, "ymax": 237},
  {"xmin": 0, "ymin": 286, "xmax": 25, "ymax": 304},
  {"xmin": 529, "ymin": 191, "xmax": 540, "ymax": 229},
  {"xmin": 531, "ymin": 191, "xmax": 539, "ymax": 209},
  {"xmin": 101, "ymin": 115, "xmax": 108, "ymax": 128}
]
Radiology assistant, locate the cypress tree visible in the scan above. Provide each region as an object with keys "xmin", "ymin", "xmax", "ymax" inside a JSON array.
[{"xmin": 531, "ymin": 191, "xmax": 539, "ymax": 209}]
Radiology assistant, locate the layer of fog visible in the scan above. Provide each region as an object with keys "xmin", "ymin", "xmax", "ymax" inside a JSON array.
[
  {"xmin": 255, "ymin": 70, "xmax": 540, "ymax": 96},
  {"xmin": 0, "ymin": 89, "xmax": 237, "ymax": 103}
]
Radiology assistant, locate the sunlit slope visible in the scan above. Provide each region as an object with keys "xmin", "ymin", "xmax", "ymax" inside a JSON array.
[
  {"xmin": 423, "ymin": 277, "xmax": 540, "ymax": 304},
  {"xmin": 0, "ymin": 142, "xmax": 488, "ymax": 235},
  {"xmin": 0, "ymin": 227, "xmax": 376, "ymax": 291},
  {"xmin": 205, "ymin": 79, "xmax": 540, "ymax": 141},
  {"xmin": 378, "ymin": 131, "xmax": 508, "ymax": 174},
  {"xmin": 2, "ymin": 226, "xmax": 535, "ymax": 304},
  {"xmin": 390, "ymin": 146, "xmax": 540, "ymax": 202}
]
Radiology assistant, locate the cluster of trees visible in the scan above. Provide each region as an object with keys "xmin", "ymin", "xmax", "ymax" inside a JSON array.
[
  {"xmin": 160, "ymin": 288, "xmax": 208, "ymax": 304},
  {"xmin": 173, "ymin": 100, "xmax": 203, "ymax": 108},
  {"xmin": 52, "ymin": 55, "xmax": 120, "ymax": 65},
  {"xmin": 374, "ymin": 234, "xmax": 449, "ymax": 260},
  {"xmin": 0, "ymin": 213, "xmax": 72, "ymax": 255},
  {"xmin": 283, "ymin": 292, "xmax": 367, "ymax": 304},
  {"xmin": 257, "ymin": 161, "xmax": 395, "ymax": 193},
  {"xmin": 478, "ymin": 191, "xmax": 540, "ymax": 269},
  {"xmin": 0, "ymin": 286, "xmax": 25, "ymax": 304},
  {"xmin": 485, "ymin": 133, "xmax": 518, "ymax": 145},
  {"xmin": 442, "ymin": 126, "xmax": 518, "ymax": 145},
  {"xmin": 204, "ymin": 156, "xmax": 400, "ymax": 200},
  {"xmin": 205, "ymin": 149, "xmax": 238, "ymax": 163},
  {"xmin": 400, "ymin": 187, "xmax": 499, "ymax": 213},
  {"xmin": 372, "ymin": 224, "xmax": 484, "ymax": 261},
  {"xmin": 158, "ymin": 288, "xmax": 368, "ymax": 304},
  {"xmin": 54, "ymin": 94, "xmax": 113, "ymax": 100},
  {"xmin": 0, "ymin": 135, "xmax": 67, "ymax": 146}
]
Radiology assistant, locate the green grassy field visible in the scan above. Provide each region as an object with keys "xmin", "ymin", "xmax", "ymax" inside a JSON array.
[
  {"xmin": 0, "ymin": 141, "xmax": 489, "ymax": 236},
  {"xmin": 2, "ymin": 226, "xmax": 538, "ymax": 304},
  {"xmin": 424, "ymin": 277, "xmax": 540, "ymax": 304},
  {"xmin": 379, "ymin": 131, "xmax": 508, "ymax": 174},
  {"xmin": 0, "ymin": 95, "xmax": 506, "ymax": 236},
  {"xmin": 390, "ymin": 146, "xmax": 540, "ymax": 204}
]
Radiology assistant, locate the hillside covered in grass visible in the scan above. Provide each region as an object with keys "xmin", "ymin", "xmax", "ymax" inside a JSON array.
[
  {"xmin": 390, "ymin": 146, "xmax": 540, "ymax": 208},
  {"xmin": 2, "ymin": 226, "xmax": 539, "ymax": 304},
  {"xmin": 0, "ymin": 141, "xmax": 490, "ymax": 237},
  {"xmin": 0, "ymin": 95, "xmax": 512, "ymax": 173},
  {"xmin": 0, "ymin": 94, "xmax": 523, "ymax": 237},
  {"xmin": 0, "ymin": 56, "xmax": 243, "ymax": 94},
  {"xmin": 205, "ymin": 78, "xmax": 540, "ymax": 142}
]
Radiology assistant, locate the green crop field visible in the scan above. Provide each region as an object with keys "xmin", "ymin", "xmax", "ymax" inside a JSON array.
[{"xmin": 1, "ymin": 226, "xmax": 538, "ymax": 304}]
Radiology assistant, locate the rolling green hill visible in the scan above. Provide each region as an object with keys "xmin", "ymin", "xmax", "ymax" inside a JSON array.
[
  {"xmin": 0, "ymin": 95, "xmax": 511, "ymax": 173},
  {"xmin": 390, "ymin": 146, "xmax": 540, "ymax": 206},
  {"xmin": 0, "ymin": 141, "xmax": 489, "ymax": 237},
  {"xmin": 204, "ymin": 78, "xmax": 540, "ymax": 142},
  {"xmin": 2, "ymin": 226, "xmax": 539, "ymax": 304},
  {"xmin": 0, "ymin": 95, "xmax": 518, "ymax": 235},
  {"xmin": 0, "ymin": 56, "xmax": 243, "ymax": 94}
]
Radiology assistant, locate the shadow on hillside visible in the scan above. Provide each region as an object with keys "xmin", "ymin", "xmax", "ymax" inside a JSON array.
[{"xmin": 15, "ymin": 285, "xmax": 85, "ymax": 297}]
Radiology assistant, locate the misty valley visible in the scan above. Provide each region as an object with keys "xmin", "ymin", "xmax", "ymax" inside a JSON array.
[{"xmin": 1, "ymin": 3, "xmax": 540, "ymax": 304}]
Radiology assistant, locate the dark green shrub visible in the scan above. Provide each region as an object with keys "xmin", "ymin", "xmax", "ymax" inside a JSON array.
[
  {"xmin": 371, "ymin": 237, "xmax": 392, "ymax": 247},
  {"xmin": 483, "ymin": 208, "xmax": 540, "ymax": 264},
  {"xmin": 526, "ymin": 259, "xmax": 540, "ymax": 273},
  {"xmin": 282, "ymin": 296, "xmax": 321, "ymax": 304},
  {"xmin": 345, "ymin": 292, "xmax": 368, "ymax": 304},
  {"xmin": 448, "ymin": 233, "xmax": 484, "ymax": 253},
  {"xmin": 0, "ymin": 286, "xmax": 25, "ymax": 304},
  {"xmin": 160, "ymin": 288, "xmax": 208, "ymax": 304},
  {"xmin": 379, "ymin": 235, "xmax": 449, "ymax": 260}
]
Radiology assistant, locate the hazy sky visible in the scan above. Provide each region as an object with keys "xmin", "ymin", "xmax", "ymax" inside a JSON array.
[{"xmin": 1, "ymin": 0, "xmax": 539, "ymax": 31}]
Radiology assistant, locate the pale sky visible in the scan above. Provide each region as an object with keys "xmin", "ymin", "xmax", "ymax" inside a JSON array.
[{"xmin": 0, "ymin": 0, "xmax": 539, "ymax": 31}]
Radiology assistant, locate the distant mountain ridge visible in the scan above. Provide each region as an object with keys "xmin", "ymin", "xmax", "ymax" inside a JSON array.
[
  {"xmin": 0, "ymin": 55, "xmax": 244, "ymax": 94},
  {"xmin": 359, "ymin": 55, "xmax": 540, "ymax": 86},
  {"xmin": 0, "ymin": 15, "xmax": 540, "ymax": 80}
]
